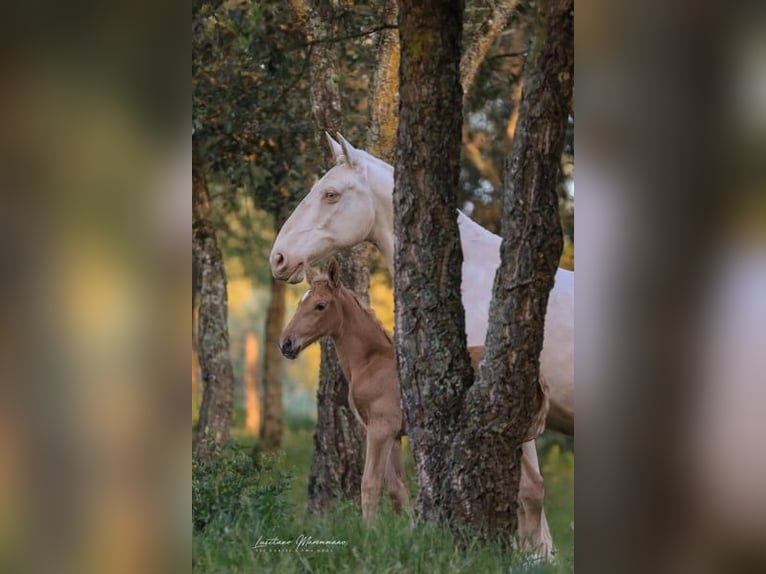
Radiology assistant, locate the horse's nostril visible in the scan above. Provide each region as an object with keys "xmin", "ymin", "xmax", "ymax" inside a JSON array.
[{"xmin": 274, "ymin": 252, "xmax": 284, "ymax": 266}]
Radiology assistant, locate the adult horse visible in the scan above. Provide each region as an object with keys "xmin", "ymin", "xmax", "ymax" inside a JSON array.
[{"xmin": 270, "ymin": 133, "xmax": 574, "ymax": 435}]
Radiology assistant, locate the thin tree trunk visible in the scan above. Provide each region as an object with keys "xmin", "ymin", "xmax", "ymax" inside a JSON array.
[
  {"xmin": 244, "ymin": 332, "xmax": 261, "ymax": 436},
  {"xmin": 448, "ymin": 0, "xmax": 572, "ymax": 536},
  {"xmin": 260, "ymin": 275, "xmax": 286, "ymax": 450},
  {"xmin": 366, "ymin": 0, "xmax": 400, "ymax": 162},
  {"xmin": 460, "ymin": 0, "xmax": 519, "ymax": 102},
  {"xmin": 394, "ymin": 0, "xmax": 475, "ymax": 520},
  {"xmin": 290, "ymin": 0, "xmax": 369, "ymax": 514},
  {"xmin": 192, "ymin": 138, "xmax": 235, "ymax": 458}
]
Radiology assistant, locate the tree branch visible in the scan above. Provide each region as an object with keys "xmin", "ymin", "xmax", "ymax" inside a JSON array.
[
  {"xmin": 460, "ymin": 0, "xmax": 519, "ymax": 102},
  {"xmin": 302, "ymin": 23, "xmax": 398, "ymax": 48}
]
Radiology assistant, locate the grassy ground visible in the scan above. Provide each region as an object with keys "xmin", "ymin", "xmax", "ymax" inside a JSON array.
[{"xmin": 193, "ymin": 418, "xmax": 574, "ymax": 573}]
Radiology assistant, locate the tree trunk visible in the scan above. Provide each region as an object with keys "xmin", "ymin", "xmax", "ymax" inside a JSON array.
[
  {"xmin": 290, "ymin": 0, "xmax": 369, "ymax": 514},
  {"xmin": 447, "ymin": 0, "xmax": 572, "ymax": 536},
  {"xmin": 244, "ymin": 332, "xmax": 261, "ymax": 436},
  {"xmin": 366, "ymin": 0, "xmax": 400, "ymax": 162},
  {"xmin": 394, "ymin": 0, "xmax": 572, "ymax": 538},
  {"xmin": 394, "ymin": 0, "xmax": 475, "ymax": 520},
  {"xmin": 192, "ymin": 138, "xmax": 235, "ymax": 458},
  {"xmin": 260, "ymin": 275, "xmax": 286, "ymax": 450}
]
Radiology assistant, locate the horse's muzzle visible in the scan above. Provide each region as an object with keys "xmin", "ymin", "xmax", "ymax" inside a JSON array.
[{"xmin": 279, "ymin": 337, "xmax": 301, "ymax": 360}]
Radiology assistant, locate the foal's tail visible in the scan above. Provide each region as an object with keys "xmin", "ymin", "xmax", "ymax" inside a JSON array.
[{"xmin": 524, "ymin": 374, "xmax": 551, "ymax": 442}]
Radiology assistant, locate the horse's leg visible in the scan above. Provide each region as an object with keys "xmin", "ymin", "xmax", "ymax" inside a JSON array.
[
  {"xmin": 517, "ymin": 440, "xmax": 556, "ymax": 562},
  {"xmin": 384, "ymin": 438, "xmax": 410, "ymax": 514},
  {"xmin": 361, "ymin": 425, "xmax": 393, "ymax": 526}
]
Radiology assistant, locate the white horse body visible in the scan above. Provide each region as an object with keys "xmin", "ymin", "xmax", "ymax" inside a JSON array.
[{"xmin": 456, "ymin": 212, "xmax": 574, "ymax": 421}]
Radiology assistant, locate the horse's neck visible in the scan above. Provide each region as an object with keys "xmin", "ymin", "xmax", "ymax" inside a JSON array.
[
  {"xmin": 363, "ymin": 153, "xmax": 396, "ymax": 270},
  {"xmin": 331, "ymin": 288, "xmax": 392, "ymax": 382},
  {"xmin": 363, "ymin": 152, "xmax": 501, "ymax": 273}
]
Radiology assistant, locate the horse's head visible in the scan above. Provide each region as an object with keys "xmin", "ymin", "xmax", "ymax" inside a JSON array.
[
  {"xmin": 270, "ymin": 133, "xmax": 376, "ymax": 283},
  {"xmin": 279, "ymin": 259, "xmax": 343, "ymax": 359}
]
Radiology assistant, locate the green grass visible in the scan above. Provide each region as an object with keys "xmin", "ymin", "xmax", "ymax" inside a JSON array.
[{"xmin": 194, "ymin": 422, "xmax": 574, "ymax": 573}]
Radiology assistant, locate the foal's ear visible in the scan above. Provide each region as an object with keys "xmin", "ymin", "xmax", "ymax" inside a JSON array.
[
  {"xmin": 327, "ymin": 258, "xmax": 341, "ymax": 289},
  {"xmin": 324, "ymin": 132, "xmax": 343, "ymax": 164},
  {"xmin": 304, "ymin": 262, "xmax": 316, "ymax": 286}
]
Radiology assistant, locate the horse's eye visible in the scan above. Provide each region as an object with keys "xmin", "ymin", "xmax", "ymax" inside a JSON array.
[
  {"xmin": 315, "ymin": 303, "xmax": 326, "ymax": 311},
  {"xmin": 324, "ymin": 191, "xmax": 339, "ymax": 202}
]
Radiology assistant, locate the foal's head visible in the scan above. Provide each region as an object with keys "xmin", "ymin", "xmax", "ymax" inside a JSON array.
[{"xmin": 279, "ymin": 259, "xmax": 343, "ymax": 360}]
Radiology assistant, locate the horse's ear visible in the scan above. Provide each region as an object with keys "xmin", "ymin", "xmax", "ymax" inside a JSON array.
[
  {"xmin": 327, "ymin": 258, "xmax": 340, "ymax": 289},
  {"xmin": 324, "ymin": 132, "xmax": 343, "ymax": 164},
  {"xmin": 304, "ymin": 262, "xmax": 316, "ymax": 286},
  {"xmin": 336, "ymin": 132, "xmax": 359, "ymax": 170}
]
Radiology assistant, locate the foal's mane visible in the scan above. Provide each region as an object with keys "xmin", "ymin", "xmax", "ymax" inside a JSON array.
[{"xmin": 344, "ymin": 287, "xmax": 394, "ymax": 346}]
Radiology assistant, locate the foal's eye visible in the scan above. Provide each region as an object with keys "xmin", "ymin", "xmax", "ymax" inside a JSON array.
[
  {"xmin": 315, "ymin": 303, "xmax": 326, "ymax": 311},
  {"xmin": 324, "ymin": 190, "xmax": 339, "ymax": 202}
]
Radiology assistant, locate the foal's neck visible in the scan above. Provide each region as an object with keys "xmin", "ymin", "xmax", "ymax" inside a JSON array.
[{"xmin": 331, "ymin": 287, "xmax": 393, "ymax": 381}]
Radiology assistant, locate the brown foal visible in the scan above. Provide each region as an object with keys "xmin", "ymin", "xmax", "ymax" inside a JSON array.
[
  {"xmin": 279, "ymin": 260, "xmax": 410, "ymax": 524},
  {"xmin": 279, "ymin": 260, "xmax": 551, "ymax": 559}
]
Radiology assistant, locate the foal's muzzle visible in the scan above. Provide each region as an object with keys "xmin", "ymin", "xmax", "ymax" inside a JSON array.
[{"xmin": 279, "ymin": 336, "xmax": 301, "ymax": 360}]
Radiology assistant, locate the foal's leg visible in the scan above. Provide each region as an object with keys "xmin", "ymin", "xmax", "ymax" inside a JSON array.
[
  {"xmin": 361, "ymin": 425, "xmax": 394, "ymax": 526},
  {"xmin": 517, "ymin": 440, "xmax": 556, "ymax": 561},
  {"xmin": 384, "ymin": 438, "xmax": 410, "ymax": 514}
]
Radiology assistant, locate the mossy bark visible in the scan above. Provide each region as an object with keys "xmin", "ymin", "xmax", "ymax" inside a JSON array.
[{"xmin": 366, "ymin": 0, "xmax": 400, "ymax": 162}]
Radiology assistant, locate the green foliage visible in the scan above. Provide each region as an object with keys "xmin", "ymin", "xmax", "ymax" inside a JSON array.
[
  {"xmin": 193, "ymin": 423, "xmax": 574, "ymax": 573},
  {"xmin": 192, "ymin": 440, "xmax": 291, "ymax": 533}
]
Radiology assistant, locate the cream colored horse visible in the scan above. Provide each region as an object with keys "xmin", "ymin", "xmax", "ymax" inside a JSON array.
[{"xmin": 279, "ymin": 260, "xmax": 551, "ymax": 557}]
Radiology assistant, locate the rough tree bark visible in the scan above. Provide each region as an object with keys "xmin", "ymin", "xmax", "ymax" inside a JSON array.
[
  {"xmin": 192, "ymin": 137, "xmax": 235, "ymax": 458},
  {"xmin": 447, "ymin": 0, "xmax": 573, "ymax": 536},
  {"xmin": 260, "ymin": 275, "xmax": 286, "ymax": 450},
  {"xmin": 394, "ymin": 0, "xmax": 572, "ymax": 538},
  {"xmin": 244, "ymin": 332, "xmax": 261, "ymax": 436},
  {"xmin": 394, "ymin": 0, "xmax": 475, "ymax": 519},
  {"xmin": 290, "ymin": 0, "xmax": 368, "ymax": 514}
]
